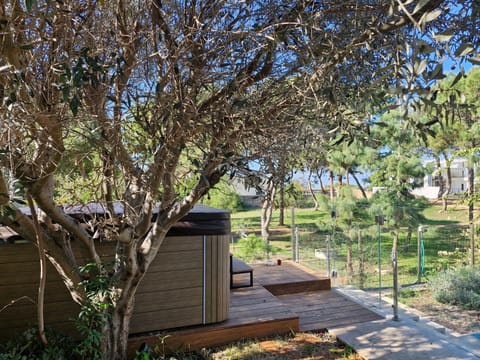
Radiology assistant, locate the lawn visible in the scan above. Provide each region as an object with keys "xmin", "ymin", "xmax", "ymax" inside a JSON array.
[{"xmin": 230, "ymin": 203, "xmax": 473, "ymax": 289}]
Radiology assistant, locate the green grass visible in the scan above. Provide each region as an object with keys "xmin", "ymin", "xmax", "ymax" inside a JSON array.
[
  {"xmin": 231, "ymin": 207, "xmax": 329, "ymax": 233},
  {"xmin": 231, "ymin": 208, "xmax": 330, "ymax": 261},
  {"xmin": 421, "ymin": 202, "xmax": 469, "ymax": 225},
  {"xmin": 231, "ymin": 203, "xmax": 473, "ymax": 288}
]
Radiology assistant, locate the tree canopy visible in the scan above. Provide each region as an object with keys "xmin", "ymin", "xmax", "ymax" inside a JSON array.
[{"xmin": 0, "ymin": 1, "xmax": 479, "ymax": 358}]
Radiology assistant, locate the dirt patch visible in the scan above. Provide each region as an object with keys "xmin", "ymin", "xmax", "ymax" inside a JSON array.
[
  {"xmin": 210, "ymin": 331, "xmax": 362, "ymax": 359},
  {"xmin": 399, "ymin": 288, "xmax": 480, "ymax": 335},
  {"xmin": 258, "ymin": 332, "xmax": 360, "ymax": 359}
]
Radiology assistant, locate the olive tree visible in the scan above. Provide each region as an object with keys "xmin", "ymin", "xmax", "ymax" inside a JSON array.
[{"xmin": 0, "ymin": 0, "xmax": 474, "ymax": 358}]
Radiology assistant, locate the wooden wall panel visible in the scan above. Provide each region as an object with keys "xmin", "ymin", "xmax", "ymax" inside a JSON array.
[
  {"xmin": 204, "ymin": 235, "xmax": 229, "ymax": 324},
  {"xmin": 0, "ymin": 233, "xmax": 230, "ymax": 341},
  {"xmin": 130, "ymin": 306, "xmax": 204, "ymax": 334}
]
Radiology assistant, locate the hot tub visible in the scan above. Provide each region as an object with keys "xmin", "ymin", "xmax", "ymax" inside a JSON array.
[{"xmin": 0, "ymin": 204, "xmax": 230, "ymax": 340}]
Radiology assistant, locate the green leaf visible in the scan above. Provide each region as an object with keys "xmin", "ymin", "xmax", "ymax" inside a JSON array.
[
  {"xmin": 19, "ymin": 44, "xmax": 34, "ymax": 50},
  {"xmin": 62, "ymin": 86, "xmax": 70, "ymax": 102},
  {"xmin": 421, "ymin": 9, "xmax": 442, "ymax": 23},
  {"xmin": 467, "ymin": 57, "xmax": 480, "ymax": 65},
  {"xmin": 413, "ymin": 0, "xmax": 430, "ymax": 14},
  {"xmin": 455, "ymin": 43, "xmax": 474, "ymax": 57},
  {"xmin": 433, "ymin": 30, "xmax": 454, "ymax": 43},
  {"xmin": 414, "ymin": 59, "xmax": 428, "ymax": 75},
  {"xmin": 428, "ymin": 62, "xmax": 444, "ymax": 80},
  {"xmin": 25, "ymin": 0, "xmax": 35, "ymax": 12},
  {"xmin": 69, "ymin": 95, "xmax": 81, "ymax": 115},
  {"xmin": 387, "ymin": 86, "xmax": 403, "ymax": 95},
  {"xmin": 450, "ymin": 71, "xmax": 464, "ymax": 88},
  {"xmin": 420, "ymin": 97, "xmax": 436, "ymax": 107},
  {"xmin": 72, "ymin": 69, "xmax": 85, "ymax": 88},
  {"xmin": 416, "ymin": 40, "xmax": 435, "ymax": 54}
]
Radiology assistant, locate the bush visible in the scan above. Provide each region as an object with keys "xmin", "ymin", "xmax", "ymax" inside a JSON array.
[
  {"xmin": 236, "ymin": 234, "xmax": 272, "ymax": 262},
  {"xmin": 430, "ymin": 267, "xmax": 480, "ymax": 310},
  {"xmin": 202, "ymin": 182, "xmax": 243, "ymax": 213},
  {"xmin": 0, "ymin": 327, "xmax": 75, "ymax": 360}
]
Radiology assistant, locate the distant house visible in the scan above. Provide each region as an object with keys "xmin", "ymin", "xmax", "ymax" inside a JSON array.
[
  {"xmin": 412, "ymin": 159, "xmax": 470, "ymax": 199},
  {"xmin": 231, "ymin": 178, "xmax": 263, "ymax": 207}
]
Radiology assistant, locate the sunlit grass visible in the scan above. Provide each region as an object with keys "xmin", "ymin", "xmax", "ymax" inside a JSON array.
[{"xmin": 231, "ymin": 203, "xmax": 473, "ymax": 288}]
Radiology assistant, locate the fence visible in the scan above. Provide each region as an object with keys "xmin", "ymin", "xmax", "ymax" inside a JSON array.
[
  {"xmin": 230, "ymin": 223, "xmax": 475, "ymax": 291},
  {"xmin": 289, "ymin": 224, "xmax": 473, "ymax": 290}
]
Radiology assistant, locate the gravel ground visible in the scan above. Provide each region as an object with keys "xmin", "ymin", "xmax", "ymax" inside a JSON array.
[{"xmin": 398, "ymin": 288, "xmax": 480, "ymax": 335}]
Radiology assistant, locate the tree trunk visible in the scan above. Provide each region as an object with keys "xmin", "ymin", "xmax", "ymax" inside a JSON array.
[
  {"xmin": 261, "ymin": 180, "xmax": 276, "ymax": 242},
  {"xmin": 440, "ymin": 154, "xmax": 452, "ymax": 212},
  {"xmin": 468, "ymin": 165, "xmax": 474, "ymax": 223},
  {"xmin": 349, "ymin": 170, "xmax": 367, "ymax": 199},
  {"xmin": 442, "ymin": 165, "xmax": 452, "ymax": 212},
  {"xmin": 404, "ymin": 229, "xmax": 412, "ymax": 253},
  {"xmin": 101, "ymin": 262, "xmax": 146, "ymax": 359},
  {"xmin": 26, "ymin": 192, "xmax": 48, "ymax": 347},
  {"xmin": 103, "ymin": 291, "xmax": 137, "ymax": 360},
  {"xmin": 432, "ymin": 154, "xmax": 444, "ymax": 200},
  {"xmin": 308, "ymin": 171, "xmax": 319, "ymax": 210},
  {"xmin": 329, "ymin": 171, "xmax": 335, "ymax": 201},
  {"xmin": 316, "ymin": 168, "xmax": 326, "ymax": 194}
]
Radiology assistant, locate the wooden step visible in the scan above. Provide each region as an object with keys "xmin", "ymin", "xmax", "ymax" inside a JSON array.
[{"xmin": 264, "ymin": 279, "xmax": 331, "ymax": 296}]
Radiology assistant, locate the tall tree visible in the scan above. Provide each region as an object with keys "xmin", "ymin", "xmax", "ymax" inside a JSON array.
[
  {"xmin": 451, "ymin": 68, "xmax": 480, "ymax": 265},
  {"xmin": 421, "ymin": 70, "xmax": 478, "ymax": 211},
  {"xmin": 244, "ymin": 120, "xmax": 303, "ymax": 241},
  {"xmin": 369, "ymin": 110, "xmax": 428, "ymax": 319},
  {"xmin": 326, "ymin": 140, "xmax": 372, "ymax": 199}
]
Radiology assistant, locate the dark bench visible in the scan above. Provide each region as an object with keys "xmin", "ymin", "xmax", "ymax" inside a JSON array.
[{"xmin": 230, "ymin": 255, "xmax": 253, "ymax": 289}]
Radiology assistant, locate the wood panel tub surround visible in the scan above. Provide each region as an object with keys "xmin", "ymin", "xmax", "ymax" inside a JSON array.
[{"xmin": 0, "ymin": 204, "xmax": 230, "ymax": 341}]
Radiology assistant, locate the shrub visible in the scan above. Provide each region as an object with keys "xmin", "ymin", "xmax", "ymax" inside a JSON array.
[
  {"xmin": 236, "ymin": 234, "xmax": 272, "ymax": 262},
  {"xmin": 202, "ymin": 182, "xmax": 243, "ymax": 213},
  {"xmin": 430, "ymin": 267, "xmax": 480, "ymax": 310},
  {"xmin": 0, "ymin": 327, "xmax": 75, "ymax": 360}
]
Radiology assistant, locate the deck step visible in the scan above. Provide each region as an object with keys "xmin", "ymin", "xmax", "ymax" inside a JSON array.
[
  {"xmin": 264, "ymin": 279, "xmax": 331, "ymax": 296},
  {"xmin": 252, "ymin": 261, "xmax": 331, "ymax": 295}
]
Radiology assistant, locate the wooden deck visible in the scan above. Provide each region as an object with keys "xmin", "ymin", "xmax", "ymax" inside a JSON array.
[
  {"xmin": 128, "ymin": 284, "xmax": 299, "ymax": 357},
  {"xmin": 127, "ymin": 261, "xmax": 382, "ymax": 358},
  {"xmin": 278, "ymin": 290, "xmax": 383, "ymax": 331}
]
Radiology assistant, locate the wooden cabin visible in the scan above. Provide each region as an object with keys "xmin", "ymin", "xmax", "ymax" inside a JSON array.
[{"xmin": 0, "ymin": 204, "xmax": 230, "ymax": 341}]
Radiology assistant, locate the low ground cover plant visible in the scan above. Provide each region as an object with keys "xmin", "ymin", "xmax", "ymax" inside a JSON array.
[{"xmin": 430, "ymin": 267, "xmax": 480, "ymax": 310}]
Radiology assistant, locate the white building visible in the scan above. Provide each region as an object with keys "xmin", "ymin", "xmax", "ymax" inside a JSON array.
[
  {"xmin": 231, "ymin": 178, "xmax": 263, "ymax": 207},
  {"xmin": 412, "ymin": 159, "xmax": 469, "ymax": 199}
]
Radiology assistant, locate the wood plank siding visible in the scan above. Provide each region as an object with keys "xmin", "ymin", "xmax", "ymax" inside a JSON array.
[{"xmin": 0, "ymin": 234, "xmax": 230, "ymax": 341}]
